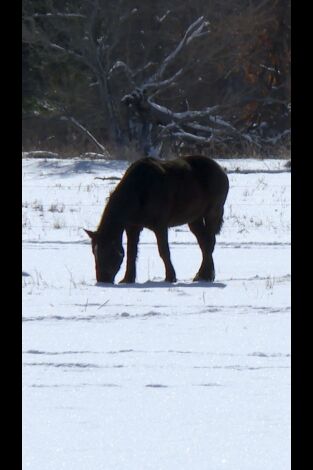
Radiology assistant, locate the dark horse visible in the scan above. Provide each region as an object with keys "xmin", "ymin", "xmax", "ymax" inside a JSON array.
[{"xmin": 85, "ymin": 155, "xmax": 229, "ymax": 284}]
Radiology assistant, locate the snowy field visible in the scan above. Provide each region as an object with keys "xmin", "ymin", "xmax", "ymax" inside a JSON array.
[{"xmin": 22, "ymin": 157, "xmax": 291, "ymax": 470}]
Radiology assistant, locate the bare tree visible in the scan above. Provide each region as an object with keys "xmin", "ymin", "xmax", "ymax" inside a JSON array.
[
  {"xmin": 119, "ymin": 16, "xmax": 264, "ymax": 157},
  {"xmin": 22, "ymin": 0, "xmax": 290, "ymax": 158}
]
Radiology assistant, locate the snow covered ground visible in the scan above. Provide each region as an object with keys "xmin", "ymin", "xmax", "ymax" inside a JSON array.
[{"xmin": 22, "ymin": 157, "xmax": 291, "ymax": 470}]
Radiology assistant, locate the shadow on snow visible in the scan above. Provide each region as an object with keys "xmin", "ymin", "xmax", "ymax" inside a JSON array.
[{"xmin": 95, "ymin": 280, "xmax": 226, "ymax": 289}]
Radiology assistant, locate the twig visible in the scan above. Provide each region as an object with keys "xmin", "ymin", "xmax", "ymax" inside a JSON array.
[{"xmin": 97, "ymin": 299, "xmax": 110, "ymax": 310}]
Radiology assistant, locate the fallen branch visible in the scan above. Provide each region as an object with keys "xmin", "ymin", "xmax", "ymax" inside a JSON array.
[{"xmin": 94, "ymin": 176, "xmax": 121, "ymax": 181}]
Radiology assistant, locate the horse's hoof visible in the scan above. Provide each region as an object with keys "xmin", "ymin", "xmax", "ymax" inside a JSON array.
[
  {"xmin": 165, "ymin": 277, "xmax": 177, "ymax": 283},
  {"xmin": 193, "ymin": 273, "xmax": 215, "ymax": 282},
  {"xmin": 119, "ymin": 278, "xmax": 135, "ymax": 284}
]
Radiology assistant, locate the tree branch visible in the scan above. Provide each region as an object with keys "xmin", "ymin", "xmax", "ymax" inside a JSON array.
[
  {"xmin": 147, "ymin": 16, "xmax": 209, "ymax": 85},
  {"xmin": 60, "ymin": 116, "xmax": 110, "ymax": 157},
  {"xmin": 31, "ymin": 13, "xmax": 86, "ymax": 19}
]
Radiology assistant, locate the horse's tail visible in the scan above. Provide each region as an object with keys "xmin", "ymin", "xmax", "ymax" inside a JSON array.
[
  {"xmin": 205, "ymin": 205, "xmax": 225, "ymax": 235},
  {"xmin": 215, "ymin": 209, "xmax": 224, "ymax": 235},
  {"xmin": 205, "ymin": 166, "xmax": 228, "ymax": 235}
]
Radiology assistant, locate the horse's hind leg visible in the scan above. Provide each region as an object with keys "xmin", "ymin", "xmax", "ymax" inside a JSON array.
[
  {"xmin": 188, "ymin": 218, "xmax": 216, "ymax": 282},
  {"xmin": 154, "ymin": 227, "xmax": 177, "ymax": 283},
  {"xmin": 190, "ymin": 205, "xmax": 225, "ymax": 281},
  {"xmin": 120, "ymin": 225, "xmax": 142, "ymax": 284}
]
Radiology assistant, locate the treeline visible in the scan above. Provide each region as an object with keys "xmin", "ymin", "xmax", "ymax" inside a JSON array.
[{"xmin": 22, "ymin": 0, "xmax": 290, "ymax": 159}]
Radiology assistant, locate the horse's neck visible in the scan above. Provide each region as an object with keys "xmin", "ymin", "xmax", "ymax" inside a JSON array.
[{"xmin": 97, "ymin": 198, "xmax": 125, "ymax": 242}]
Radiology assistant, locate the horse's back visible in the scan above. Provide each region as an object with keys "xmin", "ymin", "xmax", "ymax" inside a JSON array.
[
  {"xmin": 126, "ymin": 155, "xmax": 228, "ymax": 190},
  {"xmin": 118, "ymin": 156, "xmax": 229, "ymax": 228},
  {"xmin": 181, "ymin": 155, "xmax": 229, "ymax": 198}
]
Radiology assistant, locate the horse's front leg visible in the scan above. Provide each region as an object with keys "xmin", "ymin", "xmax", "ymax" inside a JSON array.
[
  {"xmin": 119, "ymin": 226, "xmax": 142, "ymax": 284},
  {"xmin": 154, "ymin": 227, "xmax": 177, "ymax": 283}
]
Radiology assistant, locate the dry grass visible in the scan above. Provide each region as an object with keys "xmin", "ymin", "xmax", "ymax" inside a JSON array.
[{"xmin": 22, "ymin": 134, "xmax": 291, "ymax": 162}]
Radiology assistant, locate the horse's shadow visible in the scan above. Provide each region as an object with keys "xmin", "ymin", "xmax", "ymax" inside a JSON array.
[{"xmin": 96, "ymin": 280, "xmax": 226, "ymax": 289}]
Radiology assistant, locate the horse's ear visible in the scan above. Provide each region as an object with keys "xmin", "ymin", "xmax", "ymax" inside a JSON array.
[{"xmin": 84, "ymin": 229, "xmax": 96, "ymax": 239}]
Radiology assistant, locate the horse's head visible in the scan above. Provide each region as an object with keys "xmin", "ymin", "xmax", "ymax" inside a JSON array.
[{"xmin": 84, "ymin": 229, "xmax": 124, "ymax": 283}]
